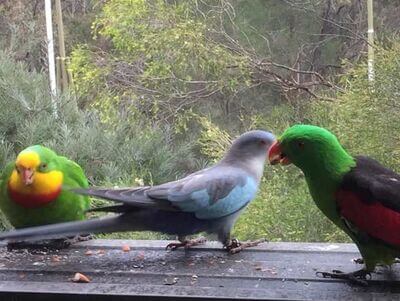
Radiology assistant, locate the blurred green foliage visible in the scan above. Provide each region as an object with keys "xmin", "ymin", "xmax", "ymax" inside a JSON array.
[
  {"xmin": 69, "ymin": 0, "xmax": 250, "ymax": 122},
  {"xmin": 0, "ymin": 1, "xmax": 400, "ymax": 244},
  {"xmin": 0, "ymin": 50, "xmax": 199, "ymax": 231},
  {"xmin": 311, "ymin": 44, "xmax": 400, "ymax": 169},
  {"xmin": 235, "ymin": 42, "xmax": 400, "ymax": 243}
]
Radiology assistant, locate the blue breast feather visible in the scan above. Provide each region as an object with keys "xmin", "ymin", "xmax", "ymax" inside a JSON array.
[{"xmin": 174, "ymin": 177, "xmax": 258, "ymax": 219}]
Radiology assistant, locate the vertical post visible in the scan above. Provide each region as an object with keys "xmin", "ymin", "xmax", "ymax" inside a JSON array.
[
  {"xmin": 45, "ymin": 0, "xmax": 58, "ymax": 117},
  {"xmin": 66, "ymin": 57, "xmax": 74, "ymax": 90},
  {"xmin": 56, "ymin": 56, "xmax": 62, "ymax": 91},
  {"xmin": 55, "ymin": 0, "xmax": 68, "ymax": 91},
  {"xmin": 367, "ymin": 0, "xmax": 374, "ymax": 82}
]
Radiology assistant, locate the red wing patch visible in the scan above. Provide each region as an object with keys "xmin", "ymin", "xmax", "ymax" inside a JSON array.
[{"xmin": 336, "ymin": 190, "xmax": 400, "ymax": 247}]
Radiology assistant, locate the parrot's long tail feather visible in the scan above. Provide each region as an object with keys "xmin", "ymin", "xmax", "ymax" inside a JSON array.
[
  {"xmin": 86, "ymin": 205, "xmax": 131, "ymax": 213},
  {"xmin": 0, "ymin": 215, "xmax": 131, "ymax": 242},
  {"xmin": 72, "ymin": 187, "xmax": 176, "ymax": 211}
]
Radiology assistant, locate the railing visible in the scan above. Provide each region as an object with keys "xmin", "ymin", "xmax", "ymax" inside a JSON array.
[{"xmin": 0, "ymin": 240, "xmax": 399, "ymax": 300}]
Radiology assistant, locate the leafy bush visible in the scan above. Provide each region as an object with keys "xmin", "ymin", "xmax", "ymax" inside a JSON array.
[
  {"xmin": 69, "ymin": 0, "xmax": 249, "ymax": 121},
  {"xmin": 0, "ymin": 51, "xmax": 195, "ymax": 229},
  {"xmin": 2, "ymin": 40, "xmax": 400, "ymax": 243},
  {"xmin": 237, "ymin": 42, "xmax": 400, "ymax": 243},
  {"xmin": 310, "ymin": 43, "xmax": 400, "ymax": 170}
]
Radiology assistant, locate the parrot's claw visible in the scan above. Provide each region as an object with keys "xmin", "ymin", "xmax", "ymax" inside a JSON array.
[
  {"xmin": 353, "ymin": 257, "xmax": 400, "ymax": 265},
  {"xmin": 226, "ymin": 238, "xmax": 267, "ymax": 254},
  {"xmin": 165, "ymin": 237, "xmax": 207, "ymax": 251},
  {"xmin": 64, "ymin": 234, "xmax": 94, "ymax": 245},
  {"xmin": 62, "ymin": 234, "xmax": 94, "ymax": 246},
  {"xmin": 353, "ymin": 257, "xmax": 364, "ymax": 264},
  {"xmin": 316, "ymin": 269, "xmax": 371, "ymax": 286}
]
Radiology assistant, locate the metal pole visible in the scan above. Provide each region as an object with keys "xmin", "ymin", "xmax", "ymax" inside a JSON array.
[
  {"xmin": 45, "ymin": 0, "xmax": 58, "ymax": 117},
  {"xmin": 367, "ymin": 0, "xmax": 374, "ymax": 82}
]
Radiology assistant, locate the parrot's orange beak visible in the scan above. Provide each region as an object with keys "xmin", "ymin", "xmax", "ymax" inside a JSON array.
[
  {"xmin": 15, "ymin": 151, "xmax": 40, "ymax": 186},
  {"xmin": 268, "ymin": 141, "xmax": 291, "ymax": 165},
  {"xmin": 20, "ymin": 167, "xmax": 35, "ymax": 185}
]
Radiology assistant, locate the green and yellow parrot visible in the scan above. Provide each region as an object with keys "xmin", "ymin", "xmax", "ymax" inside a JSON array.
[
  {"xmin": 0, "ymin": 145, "xmax": 90, "ymax": 229},
  {"xmin": 268, "ymin": 125, "xmax": 400, "ymax": 284}
]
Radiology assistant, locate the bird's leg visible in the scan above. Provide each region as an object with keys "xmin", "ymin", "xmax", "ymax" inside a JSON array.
[
  {"xmin": 165, "ymin": 236, "xmax": 207, "ymax": 250},
  {"xmin": 353, "ymin": 257, "xmax": 400, "ymax": 265},
  {"xmin": 316, "ymin": 269, "xmax": 371, "ymax": 286},
  {"xmin": 225, "ymin": 238, "xmax": 267, "ymax": 254},
  {"xmin": 353, "ymin": 257, "xmax": 364, "ymax": 264},
  {"xmin": 61, "ymin": 234, "xmax": 95, "ymax": 247}
]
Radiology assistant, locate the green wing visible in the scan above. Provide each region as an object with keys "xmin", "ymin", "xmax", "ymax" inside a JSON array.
[
  {"xmin": 0, "ymin": 161, "xmax": 16, "ymax": 201},
  {"xmin": 59, "ymin": 156, "xmax": 89, "ymax": 189},
  {"xmin": 0, "ymin": 162, "xmax": 16, "ymax": 228},
  {"xmin": 58, "ymin": 155, "xmax": 90, "ymax": 212}
]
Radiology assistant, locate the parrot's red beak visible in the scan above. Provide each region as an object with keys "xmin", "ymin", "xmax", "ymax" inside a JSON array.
[
  {"xmin": 268, "ymin": 141, "xmax": 291, "ymax": 165},
  {"xmin": 20, "ymin": 168, "xmax": 34, "ymax": 185}
]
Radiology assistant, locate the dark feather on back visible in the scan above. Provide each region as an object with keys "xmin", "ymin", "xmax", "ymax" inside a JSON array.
[{"xmin": 340, "ymin": 156, "xmax": 400, "ymax": 212}]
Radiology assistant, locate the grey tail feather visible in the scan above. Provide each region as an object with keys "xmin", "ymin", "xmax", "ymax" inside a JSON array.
[
  {"xmin": 72, "ymin": 187, "xmax": 149, "ymax": 201},
  {"xmin": 0, "ymin": 215, "xmax": 130, "ymax": 242},
  {"xmin": 86, "ymin": 205, "xmax": 133, "ymax": 213},
  {"xmin": 72, "ymin": 187, "xmax": 176, "ymax": 212}
]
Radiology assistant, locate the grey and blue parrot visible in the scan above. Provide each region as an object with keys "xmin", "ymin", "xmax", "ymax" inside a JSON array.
[{"xmin": 0, "ymin": 130, "xmax": 275, "ymax": 253}]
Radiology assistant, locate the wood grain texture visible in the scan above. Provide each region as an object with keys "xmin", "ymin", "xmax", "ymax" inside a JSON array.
[{"xmin": 0, "ymin": 240, "xmax": 399, "ymax": 300}]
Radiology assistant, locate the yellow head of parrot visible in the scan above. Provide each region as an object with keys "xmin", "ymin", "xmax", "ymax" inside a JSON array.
[{"xmin": 15, "ymin": 151, "xmax": 40, "ymax": 185}]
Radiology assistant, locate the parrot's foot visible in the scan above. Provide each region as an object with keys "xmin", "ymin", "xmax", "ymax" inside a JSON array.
[
  {"xmin": 353, "ymin": 257, "xmax": 364, "ymax": 264},
  {"xmin": 316, "ymin": 269, "xmax": 371, "ymax": 286},
  {"xmin": 165, "ymin": 237, "xmax": 207, "ymax": 251},
  {"xmin": 38, "ymin": 234, "xmax": 95, "ymax": 249},
  {"xmin": 353, "ymin": 257, "xmax": 400, "ymax": 265},
  {"xmin": 62, "ymin": 234, "xmax": 94, "ymax": 246},
  {"xmin": 225, "ymin": 238, "xmax": 267, "ymax": 254}
]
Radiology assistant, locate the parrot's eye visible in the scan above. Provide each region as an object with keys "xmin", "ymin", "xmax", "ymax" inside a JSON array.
[
  {"xmin": 39, "ymin": 163, "xmax": 48, "ymax": 171},
  {"xmin": 259, "ymin": 140, "xmax": 267, "ymax": 146},
  {"xmin": 297, "ymin": 141, "xmax": 305, "ymax": 149}
]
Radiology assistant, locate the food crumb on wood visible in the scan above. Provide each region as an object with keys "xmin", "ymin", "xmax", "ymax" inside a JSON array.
[
  {"xmin": 164, "ymin": 276, "xmax": 179, "ymax": 285},
  {"xmin": 122, "ymin": 245, "xmax": 131, "ymax": 252},
  {"xmin": 51, "ymin": 255, "xmax": 61, "ymax": 262},
  {"xmin": 71, "ymin": 272, "xmax": 91, "ymax": 283},
  {"xmin": 97, "ymin": 249, "xmax": 105, "ymax": 254}
]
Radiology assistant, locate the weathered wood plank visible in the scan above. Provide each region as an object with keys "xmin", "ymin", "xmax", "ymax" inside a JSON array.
[{"xmin": 0, "ymin": 240, "xmax": 399, "ymax": 300}]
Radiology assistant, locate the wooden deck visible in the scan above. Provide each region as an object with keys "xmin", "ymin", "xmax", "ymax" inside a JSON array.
[{"xmin": 0, "ymin": 240, "xmax": 399, "ymax": 300}]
